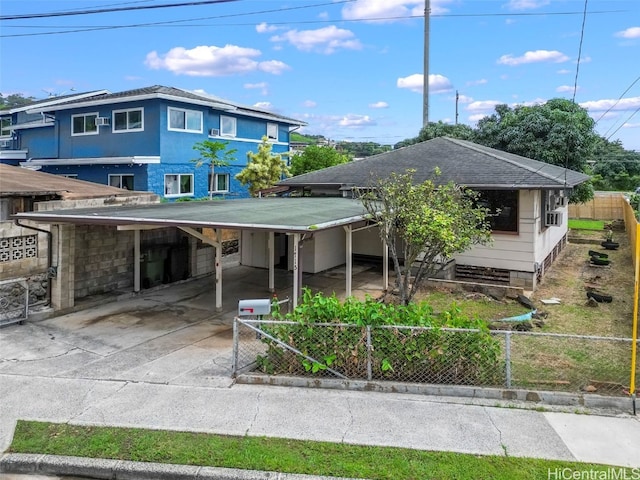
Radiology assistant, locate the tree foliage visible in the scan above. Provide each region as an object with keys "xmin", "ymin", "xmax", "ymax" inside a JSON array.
[
  {"xmin": 0, "ymin": 93, "xmax": 36, "ymax": 110},
  {"xmin": 290, "ymin": 145, "xmax": 350, "ymax": 176},
  {"xmin": 336, "ymin": 141, "xmax": 392, "ymax": 157},
  {"xmin": 473, "ymin": 99, "xmax": 600, "ymax": 202},
  {"xmin": 395, "ymin": 121, "xmax": 475, "ymax": 149},
  {"xmin": 360, "ymin": 169, "xmax": 492, "ymax": 305},
  {"xmin": 236, "ymin": 136, "xmax": 290, "ymax": 196},
  {"xmin": 591, "ymin": 138, "xmax": 640, "ymax": 191},
  {"xmin": 191, "ymin": 140, "xmax": 237, "ymax": 200}
]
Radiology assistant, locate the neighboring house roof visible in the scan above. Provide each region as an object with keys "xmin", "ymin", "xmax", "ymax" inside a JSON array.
[
  {"xmin": 25, "ymin": 85, "xmax": 307, "ymax": 127},
  {"xmin": 0, "ymin": 164, "xmax": 145, "ymax": 199},
  {"xmin": 280, "ymin": 136, "xmax": 591, "ymax": 190},
  {"xmin": 1, "ymin": 90, "xmax": 108, "ymax": 115}
]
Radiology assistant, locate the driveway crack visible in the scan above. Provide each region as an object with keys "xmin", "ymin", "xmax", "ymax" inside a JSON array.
[
  {"xmin": 484, "ymin": 407, "xmax": 507, "ymax": 457},
  {"xmin": 341, "ymin": 396, "xmax": 355, "ymax": 444},
  {"xmin": 246, "ymin": 390, "xmax": 263, "ymax": 436}
]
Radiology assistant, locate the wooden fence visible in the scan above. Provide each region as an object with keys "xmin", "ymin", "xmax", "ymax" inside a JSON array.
[{"xmin": 568, "ymin": 191, "xmax": 626, "ymax": 220}]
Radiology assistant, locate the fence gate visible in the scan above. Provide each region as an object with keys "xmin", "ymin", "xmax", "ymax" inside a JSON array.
[{"xmin": 0, "ymin": 278, "xmax": 29, "ymax": 327}]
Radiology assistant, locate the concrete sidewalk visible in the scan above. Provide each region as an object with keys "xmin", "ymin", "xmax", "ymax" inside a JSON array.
[{"xmin": 1, "ymin": 266, "xmax": 639, "ymax": 478}]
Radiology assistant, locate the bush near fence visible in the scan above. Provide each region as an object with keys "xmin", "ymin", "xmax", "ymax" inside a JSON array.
[{"xmin": 251, "ymin": 289, "xmax": 503, "ymax": 385}]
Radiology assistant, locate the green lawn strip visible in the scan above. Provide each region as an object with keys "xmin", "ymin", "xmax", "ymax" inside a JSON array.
[
  {"xmin": 568, "ymin": 219, "xmax": 605, "ymax": 231},
  {"xmin": 9, "ymin": 421, "xmax": 626, "ymax": 480}
]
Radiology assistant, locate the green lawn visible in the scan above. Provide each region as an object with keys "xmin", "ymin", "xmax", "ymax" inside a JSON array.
[
  {"xmin": 568, "ymin": 219, "xmax": 605, "ymax": 230},
  {"xmin": 8, "ymin": 421, "xmax": 631, "ymax": 480}
]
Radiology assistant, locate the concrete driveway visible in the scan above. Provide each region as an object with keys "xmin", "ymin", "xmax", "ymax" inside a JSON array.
[{"xmin": 0, "ymin": 262, "xmax": 384, "ymax": 387}]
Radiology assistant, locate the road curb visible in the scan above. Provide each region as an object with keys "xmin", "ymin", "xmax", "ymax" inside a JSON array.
[{"xmin": 0, "ymin": 453, "xmax": 365, "ymax": 480}]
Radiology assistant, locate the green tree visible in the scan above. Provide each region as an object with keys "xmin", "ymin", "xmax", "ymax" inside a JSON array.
[
  {"xmin": 591, "ymin": 137, "xmax": 640, "ymax": 191},
  {"xmin": 236, "ymin": 136, "xmax": 290, "ymax": 196},
  {"xmin": 290, "ymin": 145, "xmax": 350, "ymax": 176},
  {"xmin": 474, "ymin": 98, "xmax": 599, "ymax": 202},
  {"xmin": 360, "ymin": 169, "xmax": 492, "ymax": 305},
  {"xmin": 0, "ymin": 93, "xmax": 36, "ymax": 110},
  {"xmin": 191, "ymin": 140, "xmax": 237, "ymax": 200},
  {"xmin": 394, "ymin": 121, "xmax": 475, "ymax": 149}
]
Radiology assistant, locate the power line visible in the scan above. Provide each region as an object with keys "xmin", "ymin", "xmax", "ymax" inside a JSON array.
[
  {"xmin": 606, "ymin": 106, "xmax": 640, "ymax": 141},
  {"xmin": 0, "ymin": 7, "xmax": 629, "ymax": 38},
  {"xmin": 0, "ymin": 0, "xmax": 244, "ymax": 21},
  {"xmin": 572, "ymin": 0, "xmax": 588, "ymax": 103},
  {"xmin": 594, "ymin": 75, "xmax": 640, "ymax": 125}
]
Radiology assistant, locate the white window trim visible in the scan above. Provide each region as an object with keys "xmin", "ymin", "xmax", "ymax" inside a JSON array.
[
  {"xmin": 1, "ymin": 117, "xmax": 12, "ymax": 138},
  {"xmin": 220, "ymin": 115, "xmax": 237, "ymax": 137},
  {"xmin": 71, "ymin": 112, "xmax": 99, "ymax": 136},
  {"xmin": 168, "ymin": 107, "xmax": 203, "ymax": 133},
  {"xmin": 164, "ymin": 173, "xmax": 194, "ymax": 197},
  {"xmin": 108, "ymin": 174, "xmax": 134, "ymax": 189},
  {"xmin": 267, "ymin": 123, "xmax": 278, "ymax": 142},
  {"xmin": 112, "ymin": 108, "xmax": 144, "ymax": 133},
  {"xmin": 209, "ymin": 173, "xmax": 230, "ymax": 193}
]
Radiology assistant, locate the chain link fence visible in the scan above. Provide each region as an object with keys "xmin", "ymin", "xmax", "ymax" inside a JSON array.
[{"xmin": 233, "ymin": 319, "xmax": 640, "ymax": 397}]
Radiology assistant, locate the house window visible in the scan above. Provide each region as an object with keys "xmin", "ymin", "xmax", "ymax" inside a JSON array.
[
  {"xmin": 208, "ymin": 173, "xmax": 229, "ymax": 193},
  {"xmin": 1, "ymin": 117, "xmax": 11, "ymax": 137},
  {"xmin": 220, "ymin": 116, "xmax": 236, "ymax": 137},
  {"xmin": 164, "ymin": 174, "xmax": 193, "ymax": 197},
  {"xmin": 168, "ymin": 107, "xmax": 202, "ymax": 133},
  {"xmin": 267, "ymin": 123, "xmax": 278, "ymax": 141},
  {"xmin": 477, "ymin": 190, "xmax": 519, "ymax": 233},
  {"xmin": 114, "ymin": 108, "xmax": 143, "ymax": 132},
  {"xmin": 72, "ymin": 113, "xmax": 99, "ymax": 135},
  {"xmin": 109, "ymin": 174, "xmax": 134, "ymax": 190}
]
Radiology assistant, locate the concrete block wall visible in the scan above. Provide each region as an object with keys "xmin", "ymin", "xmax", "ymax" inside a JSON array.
[
  {"xmin": 509, "ymin": 270, "xmax": 535, "ymax": 290},
  {"xmin": 195, "ymin": 245, "xmax": 215, "ymax": 276},
  {"xmin": 74, "ymin": 225, "xmax": 135, "ymax": 298},
  {"xmin": 0, "ymin": 221, "xmax": 49, "ymax": 279},
  {"xmin": 51, "ymin": 224, "xmax": 75, "ymax": 311}
]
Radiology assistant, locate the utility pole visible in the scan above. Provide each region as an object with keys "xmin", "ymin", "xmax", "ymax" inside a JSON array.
[
  {"xmin": 455, "ymin": 90, "xmax": 459, "ymax": 125},
  {"xmin": 423, "ymin": 0, "xmax": 430, "ymax": 127}
]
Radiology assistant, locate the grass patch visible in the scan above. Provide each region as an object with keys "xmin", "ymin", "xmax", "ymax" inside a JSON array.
[
  {"xmin": 9, "ymin": 421, "xmax": 629, "ymax": 480},
  {"xmin": 568, "ymin": 219, "xmax": 605, "ymax": 231}
]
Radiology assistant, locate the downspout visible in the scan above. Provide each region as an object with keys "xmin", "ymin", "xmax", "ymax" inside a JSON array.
[{"xmin": 14, "ymin": 219, "xmax": 53, "ymax": 306}]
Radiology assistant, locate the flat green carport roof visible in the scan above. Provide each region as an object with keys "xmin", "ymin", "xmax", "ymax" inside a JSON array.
[{"xmin": 14, "ymin": 197, "xmax": 369, "ymax": 232}]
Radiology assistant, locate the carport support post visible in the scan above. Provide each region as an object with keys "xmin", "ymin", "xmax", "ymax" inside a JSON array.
[
  {"xmin": 215, "ymin": 229, "xmax": 222, "ymax": 311},
  {"xmin": 293, "ymin": 233, "xmax": 300, "ymax": 309},
  {"xmin": 268, "ymin": 231, "xmax": 275, "ymax": 293},
  {"xmin": 134, "ymin": 229, "xmax": 141, "ymax": 293},
  {"xmin": 383, "ymin": 238, "xmax": 389, "ymax": 291},
  {"xmin": 343, "ymin": 225, "xmax": 352, "ymax": 298}
]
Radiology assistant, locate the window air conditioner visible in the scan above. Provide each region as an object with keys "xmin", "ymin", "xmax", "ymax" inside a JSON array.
[
  {"xmin": 95, "ymin": 117, "xmax": 110, "ymax": 126},
  {"xmin": 545, "ymin": 210, "xmax": 563, "ymax": 227},
  {"xmin": 209, "ymin": 128, "xmax": 220, "ymax": 137},
  {"xmin": 0, "ymin": 140, "xmax": 10, "ymax": 148}
]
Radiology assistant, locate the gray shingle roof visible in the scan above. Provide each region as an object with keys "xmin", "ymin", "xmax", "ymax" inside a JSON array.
[
  {"xmin": 281, "ymin": 137, "xmax": 591, "ymax": 190},
  {"xmin": 28, "ymin": 85, "xmax": 306, "ymax": 126}
]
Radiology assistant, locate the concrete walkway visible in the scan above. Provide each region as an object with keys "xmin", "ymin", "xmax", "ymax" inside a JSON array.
[{"xmin": 1, "ymin": 265, "xmax": 639, "ymax": 478}]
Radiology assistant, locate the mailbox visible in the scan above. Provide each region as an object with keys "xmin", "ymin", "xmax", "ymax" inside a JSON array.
[{"xmin": 238, "ymin": 298, "xmax": 272, "ymax": 317}]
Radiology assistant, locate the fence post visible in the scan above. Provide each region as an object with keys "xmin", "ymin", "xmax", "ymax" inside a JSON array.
[
  {"xmin": 232, "ymin": 317, "xmax": 239, "ymax": 378},
  {"xmin": 505, "ymin": 331, "xmax": 512, "ymax": 388},
  {"xmin": 366, "ymin": 326, "xmax": 372, "ymax": 381}
]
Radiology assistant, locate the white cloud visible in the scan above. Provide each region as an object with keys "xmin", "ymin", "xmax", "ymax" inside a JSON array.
[
  {"xmin": 270, "ymin": 26, "xmax": 362, "ymax": 54},
  {"xmin": 466, "ymin": 100, "xmax": 502, "ymax": 112},
  {"xmin": 244, "ymin": 82, "xmax": 268, "ymax": 95},
  {"xmin": 615, "ymin": 27, "xmax": 640, "ymax": 39},
  {"xmin": 145, "ymin": 44, "xmax": 289, "ymax": 76},
  {"xmin": 557, "ymin": 69, "xmax": 571, "ymax": 74},
  {"xmin": 340, "ymin": 0, "xmax": 453, "ymax": 23},
  {"xmin": 623, "ymin": 122, "xmax": 640, "ymax": 129},
  {"xmin": 497, "ymin": 50, "xmax": 569, "ymax": 66},
  {"xmin": 256, "ymin": 22, "xmax": 279, "ymax": 33},
  {"xmin": 579, "ymin": 96, "xmax": 640, "ymax": 112},
  {"xmin": 504, "ymin": 0, "xmax": 550, "ymax": 10},
  {"xmin": 369, "ymin": 101, "xmax": 389, "ymax": 109},
  {"xmin": 456, "ymin": 94, "xmax": 474, "ymax": 104},
  {"xmin": 556, "ymin": 85, "xmax": 578, "ymax": 93},
  {"xmin": 339, "ymin": 114, "xmax": 376, "ymax": 127},
  {"xmin": 466, "ymin": 78, "xmax": 487, "ymax": 86},
  {"xmin": 397, "ymin": 73, "xmax": 452, "ymax": 94},
  {"xmin": 468, "ymin": 114, "xmax": 487, "ymax": 122},
  {"xmin": 302, "ymin": 100, "xmax": 317, "ymax": 108},
  {"xmin": 253, "ymin": 101, "xmax": 273, "ymax": 110}
]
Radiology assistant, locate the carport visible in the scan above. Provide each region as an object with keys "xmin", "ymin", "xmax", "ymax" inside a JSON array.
[{"xmin": 14, "ymin": 197, "xmax": 389, "ymax": 310}]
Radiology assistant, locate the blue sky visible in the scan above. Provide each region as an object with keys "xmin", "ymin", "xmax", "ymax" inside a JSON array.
[{"xmin": 1, "ymin": 0, "xmax": 639, "ymax": 151}]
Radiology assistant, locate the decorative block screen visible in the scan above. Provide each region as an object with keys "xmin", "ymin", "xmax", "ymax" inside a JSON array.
[{"xmin": 0, "ymin": 235, "xmax": 38, "ymax": 262}]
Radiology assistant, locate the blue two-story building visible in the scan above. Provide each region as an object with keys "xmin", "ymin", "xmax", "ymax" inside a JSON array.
[{"xmin": 0, "ymin": 85, "xmax": 306, "ymax": 199}]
